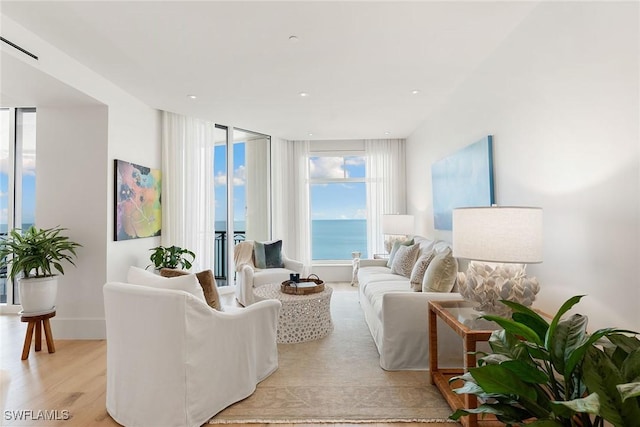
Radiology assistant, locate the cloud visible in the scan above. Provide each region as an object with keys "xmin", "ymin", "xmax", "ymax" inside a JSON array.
[
  {"xmin": 310, "ymin": 157, "xmax": 346, "ymax": 179},
  {"xmin": 345, "ymin": 157, "xmax": 365, "ymax": 166},
  {"xmin": 214, "ymin": 165, "xmax": 246, "ymax": 187}
]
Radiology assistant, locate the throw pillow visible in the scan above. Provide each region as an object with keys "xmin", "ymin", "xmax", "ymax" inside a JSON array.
[
  {"xmin": 390, "ymin": 243, "xmax": 420, "ymax": 278},
  {"xmin": 409, "ymin": 251, "xmax": 435, "ymax": 292},
  {"xmin": 127, "ymin": 266, "xmax": 207, "ymax": 303},
  {"xmin": 160, "ymin": 268, "xmax": 222, "ymax": 311},
  {"xmin": 254, "ymin": 240, "xmax": 285, "ymax": 269},
  {"xmin": 422, "ymin": 247, "xmax": 459, "ymax": 293},
  {"xmin": 386, "ymin": 238, "xmax": 415, "ymax": 268}
]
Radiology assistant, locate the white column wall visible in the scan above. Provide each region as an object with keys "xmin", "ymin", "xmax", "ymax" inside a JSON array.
[
  {"xmin": 406, "ymin": 2, "xmax": 639, "ymax": 330},
  {"xmin": 4, "ymin": 16, "xmax": 161, "ymax": 338}
]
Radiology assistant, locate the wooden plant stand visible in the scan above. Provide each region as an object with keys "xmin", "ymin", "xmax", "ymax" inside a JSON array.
[{"xmin": 21, "ymin": 311, "xmax": 56, "ymax": 360}]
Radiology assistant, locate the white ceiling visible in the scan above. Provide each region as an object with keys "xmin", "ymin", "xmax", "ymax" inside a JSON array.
[{"xmin": 1, "ymin": 1, "xmax": 538, "ymax": 140}]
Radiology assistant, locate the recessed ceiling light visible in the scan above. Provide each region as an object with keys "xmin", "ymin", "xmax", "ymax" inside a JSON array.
[
  {"xmin": 187, "ymin": 94, "xmax": 197, "ymax": 99},
  {"xmin": 299, "ymin": 92, "xmax": 309, "ymax": 97},
  {"xmin": 411, "ymin": 90, "xmax": 420, "ymax": 95},
  {"xmin": 289, "ymin": 35, "xmax": 299, "ymax": 42},
  {"xmin": 384, "ymin": 131, "xmax": 390, "ymax": 135},
  {"xmin": 308, "ymin": 133, "xmax": 313, "ymax": 136}
]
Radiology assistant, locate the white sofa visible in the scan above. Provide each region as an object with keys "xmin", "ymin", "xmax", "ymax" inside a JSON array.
[
  {"xmin": 358, "ymin": 236, "xmax": 465, "ymax": 371},
  {"xmin": 104, "ymin": 279, "xmax": 281, "ymax": 427}
]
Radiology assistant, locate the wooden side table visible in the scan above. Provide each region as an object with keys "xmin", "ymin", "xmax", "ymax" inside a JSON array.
[
  {"xmin": 428, "ymin": 300, "xmax": 501, "ymax": 427},
  {"xmin": 21, "ymin": 310, "xmax": 56, "ymax": 360}
]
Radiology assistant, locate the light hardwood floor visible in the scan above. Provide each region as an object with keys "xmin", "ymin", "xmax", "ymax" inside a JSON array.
[{"xmin": 0, "ymin": 287, "xmax": 459, "ymax": 427}]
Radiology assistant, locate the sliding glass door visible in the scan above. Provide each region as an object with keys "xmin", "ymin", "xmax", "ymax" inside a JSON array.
[{"xmin": 213, "ymin": 126, "xmax": 270, "ymax": 285}]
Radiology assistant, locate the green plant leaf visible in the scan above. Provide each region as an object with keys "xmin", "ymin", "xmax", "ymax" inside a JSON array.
[
  {"xmin": 501, "ymin": 360, "xmax": 549, "ymax": 384},
  {"xmin": 479, "ymin": 353, "xmax": 512, "ymax": 366},
  {"xmin": 583, "ymin": 346, "xmax": 640, "ymax": 426},
  {"xmin": 617, "ymin": 382, "xmax": 640, "ymax": 402},
  {"xmin": 551, "ymin": 392, "xmax": 600, "ymax": 417},
  {"xmin": 469, "ymin": 365, "xmax": 538, "ymax": 401},
  {"xmin": 565, "ymin": 328, "xmax": 634, "ymax": 388},
  {"xmin": 550, "ymin": 313, "xmax": 588, "ymax": 377},
  {"xmin": 482, "ymin": 315, "xmax": 543, "ymax": 346},
  {"xmin": 545, "ymin": 295, "xmax": 585, "ymax": 349},
  {"xmin": 0, "ymin": 226, "xmax": 81, "ymax": 279},
  {"xmin": 621, "ymin": 348, "xmax": 640, "ymax": 382},
  {"xmin": 607, "ymin": 333, "xmax": 640, "ymax": 354},
  {"xmin": 453, "ymin": 381, "xmax": 485, "ymax": 395}
]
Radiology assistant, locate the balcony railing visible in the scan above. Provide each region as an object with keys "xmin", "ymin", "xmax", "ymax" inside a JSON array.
[{"xmin": 215, "ymin": 231, "xmax": 245, "ymax": 286}]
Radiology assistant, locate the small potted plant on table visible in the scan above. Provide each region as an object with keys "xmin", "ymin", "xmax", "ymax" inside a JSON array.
[
  {"xmin": 148, "ymin": 245, "xmax": 195, "ymax": 271},
  {"xmin": 0, "ymin": 226, "xmax": 82, "ymax": 313}
]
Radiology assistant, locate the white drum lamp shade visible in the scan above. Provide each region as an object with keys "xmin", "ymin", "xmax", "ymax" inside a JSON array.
[
  {"xmin": 382, "ymin": 214, "xmax": 415, "ymax": 236},
  {"xmin": 452, "ymin": 207, "xmax": 543, "ymax": 263}
]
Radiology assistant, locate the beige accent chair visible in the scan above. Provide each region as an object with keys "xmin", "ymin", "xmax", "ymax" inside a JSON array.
[
  {"xmin": 234, "ymin": 240, "xmax": 305, "ymax": 306},
  {"xmin": 103, "ymin": 279, "xmax": 281, "ymax": 427}
]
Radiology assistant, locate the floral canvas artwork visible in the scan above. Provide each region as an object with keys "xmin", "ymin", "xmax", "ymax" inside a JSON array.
[{"xmin": 114, "ymin": 159, "xmax": 162, "ymax": 240}]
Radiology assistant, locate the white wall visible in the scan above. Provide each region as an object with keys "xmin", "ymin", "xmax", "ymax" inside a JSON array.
[
  {"xmin": 406, "ymin": 2, "xmax": 639, "ymax": 330},
  {"xmin": 37, "ymin": 106, "xmax": 109, "ymax": 338},
  {"xmin": 4, "ymin": 16, "xmax": 161, "ymax": 338}
]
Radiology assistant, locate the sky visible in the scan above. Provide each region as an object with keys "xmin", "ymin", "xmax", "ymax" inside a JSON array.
[
  {"xmin": 214, "ymin": 145, "xmax": 367, "ymax": 228},
  {"xmin": 0, "ymin": 109, "xmax": 37, "ymax": 231}
]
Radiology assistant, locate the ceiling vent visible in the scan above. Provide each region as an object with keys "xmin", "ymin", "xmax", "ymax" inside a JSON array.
[{"xmin": 1, "ymin": 37, "xmax": 38, "ymax": 60}]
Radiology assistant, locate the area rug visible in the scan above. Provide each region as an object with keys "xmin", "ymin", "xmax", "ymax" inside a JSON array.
[{"xmin": 209, "ymin": 284, "xmax": 456, "ymax": 424}]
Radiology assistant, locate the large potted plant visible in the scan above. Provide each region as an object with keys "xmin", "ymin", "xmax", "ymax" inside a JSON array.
[
  {"xmin": 450, "ymin": 295, "xmax": 640, "ymax": 426},
  {"xmin": 0, "ymin": 226, "xmax": 82, "ymax": 313},
  {"xmin": 148, "ymin": 245, "xmax": 195, "ymax": 270}
]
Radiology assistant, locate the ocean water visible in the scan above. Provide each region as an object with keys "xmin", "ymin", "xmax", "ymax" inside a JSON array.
[
  {"xmin": 215, "ymin": 219, "xmax": 367, "ymax": 260},
  {"xmin": 312, "ymin": 219, "xmax": 367, "ymax": 260}
]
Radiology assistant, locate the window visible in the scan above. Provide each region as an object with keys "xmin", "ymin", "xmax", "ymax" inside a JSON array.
[
  {"xmin": 309, "ymin": 155, "xmax": 367, "ymax": 260},
  {"xmin": 0, "ymin": 108, "xmax": 37, "ymax": 304}
]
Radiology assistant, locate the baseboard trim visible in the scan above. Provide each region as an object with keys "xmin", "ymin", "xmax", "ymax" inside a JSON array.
[{"xmin": 50, "ymin": 317, "xmax": 106, "ymax": 339}]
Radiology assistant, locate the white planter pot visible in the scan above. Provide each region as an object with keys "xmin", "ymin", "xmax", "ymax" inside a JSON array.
[{"xmin": 19, "ymin": 276, "xmax": 58, "ymax": 314}]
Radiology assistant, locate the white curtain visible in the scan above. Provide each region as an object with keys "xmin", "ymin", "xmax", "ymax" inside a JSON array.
[
  {"xmin": 245, "ymin": 136, "xmax": 270, "ymax": 242},
  {"xmin": 271, "ymin": 139, "xmax": 311, "ymax": 267},
  {"xmin": 365, "ymin": 139, "xmax": 407, "ymax": 256},
  {"xmin": 161, "ymin": 111, "xmax": 216, "ymax": 272}
]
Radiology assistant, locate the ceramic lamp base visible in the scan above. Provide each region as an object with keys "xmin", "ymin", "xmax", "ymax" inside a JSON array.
[{"xmin": 457, "ymin": 261, "xmax": 540, "ymax": 316}]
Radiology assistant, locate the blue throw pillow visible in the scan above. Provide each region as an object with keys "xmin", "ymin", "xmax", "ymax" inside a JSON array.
[{"xmin": 254, "ymin": 240, "xmax": 284, "ymax": 269}]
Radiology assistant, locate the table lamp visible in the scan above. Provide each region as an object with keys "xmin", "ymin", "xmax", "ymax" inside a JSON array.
[
  {"xmin": 452, "ymin": 206, "xmax": 543, "ymax": 315},
  {"xmin": 382, "ymin": 214, "xmax": 415, "ymax": 253}
]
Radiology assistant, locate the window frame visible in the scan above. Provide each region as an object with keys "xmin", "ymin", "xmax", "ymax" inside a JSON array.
[
  {"xmin": 0, "ymin": 107, "xmax": 36, "ymax": 310},
  {"xmin": 308, "ymin": 150, "xmax": 367, "ymax": 262}
]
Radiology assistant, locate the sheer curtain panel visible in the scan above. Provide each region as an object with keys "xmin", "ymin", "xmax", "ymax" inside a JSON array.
[
  {"xmin": 162, "ymin": 111, "xmax": 216, "ymax": 272},
  {"xmin": 271, "ymin": 139, "xmax": 311, "ymax": 268},
  {"xmin": 365, "ymin": 139, "xmax": 407, "ymax": 256}
]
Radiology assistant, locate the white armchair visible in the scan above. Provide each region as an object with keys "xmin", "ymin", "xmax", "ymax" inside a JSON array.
[
  {"xmin": 103, "ymin": 281, "xmax": 281, "ymax": 427},
  {"xmin": 234, "ymin": 240, "xmax": 305, "ymax": 306}
]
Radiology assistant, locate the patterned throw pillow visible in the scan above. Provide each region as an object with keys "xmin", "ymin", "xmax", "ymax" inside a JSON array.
[
  {"xmin": 409, "ymin": 251, "xmax": 435, "ymax": 292},
  {"xmin": 390, "ymin": 243, "xmax": 420, "ymax": 278},
  {"xmin": 386, "ymin": 238, "xmax": 415, "ymax": 268},
  {"xmin": 422, "ymin": 247, "xmax": 459, "ymax": 293},
  {"xmin": 160, "ymin": 268, "xmax": 222, "ymax": 311}
]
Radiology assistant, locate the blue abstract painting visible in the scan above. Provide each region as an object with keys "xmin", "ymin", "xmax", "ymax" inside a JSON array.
[{"xmin": 432, "ymin": 136, "xmax": 495, "ymax": 230}]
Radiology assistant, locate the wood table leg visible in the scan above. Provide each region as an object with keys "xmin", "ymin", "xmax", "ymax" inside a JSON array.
[
  {"xmin": 428, "ymin": 304, "xmax": 438, "ymax": 385},
  {"xmin": 464, "ymin": 335, "xmax": 479, "ymax": 427},
  {"xmin": 21, "ymin": 321, "xmax": 35, "ymax": 360},
  {"xmin": 43, "ymin": 318, "xmax": 55, "ymax": 353},
  {"xmin": 35, "ymin": 320, "xmax": 42, "ymax": 351}
]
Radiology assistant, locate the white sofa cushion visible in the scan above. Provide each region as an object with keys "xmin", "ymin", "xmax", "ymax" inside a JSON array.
[{"xmin": 127, "ymin": 266, "xmax": 207, "ymax": 303}]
